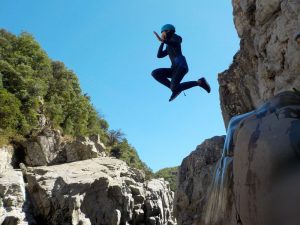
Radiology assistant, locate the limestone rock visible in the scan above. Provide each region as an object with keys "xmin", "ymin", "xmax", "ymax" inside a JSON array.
[
  {"xmin": 145, "ymin": 179, "xmax": 175, "ymax": 225},
  {"xmin": 203, "ymin": 113, "xmax": 251, "ymax": 225},
  {"xmin": 25, "ymin": 157, "xmax": 175, "ymax": 225},
  {"xmin": 65, "ymin": 136, "xmax": 105, "ymax": 163},
  {"xmin": 24, "ymin": 128, "xmax": 106, "ymax": 166},
  {"xmin": 89, "ymin": 134, "xmax": 106, "ymax": 152},
  {"xmin": 0, "ymin": 169, "xmax": 28, "ymax": 225},
  {"xmin": 200, "ymin": 91, "xmax": 300, "ymax": 225},
  {"xmin": 24, "ymin": 128, "xmax": 64, "ymax": 166},
  {"xmin": 174, "ymin": 136, "xmax": 225, "ymax": 225},
  {"xmin": 233, "ymin": 91, "xmax": 300, "ymax": 225},
  {"xmin": 219, "ymin": 0, "xmax": 300, "ymax": 127},
  {"xmin": 0, "ymin": 146, "xmax": 14, "ymax": 174}
]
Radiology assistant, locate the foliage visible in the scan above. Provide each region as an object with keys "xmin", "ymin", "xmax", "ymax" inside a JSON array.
[
  {"xmin": 107, "ymin": 129, "xmax": 124, "ymax": 146},
  {"xmin": 154, "ymin": 167, "xmax": 178, "ymax": 191},
  {"xmin": 0, "ymin": 29, "xmax": 153, "ymax": 178},
  {"xmin": 110, "ymin": 138, "xmax": 153, "ymax": 179},
  {"xmin": 0, "ymin": 29, "xmax": 106, "ymax": 138},
  {"xmin": 0, "ymin": 89, "xmax": 27, "ymax": 132}
]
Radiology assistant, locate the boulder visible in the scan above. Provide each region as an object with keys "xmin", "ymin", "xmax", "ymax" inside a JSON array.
[
  {"xmin": 145, "ymin": 179, "xmax": 175, "ymax": 225},
  {"xmin": 24, "ymin": 128, "xmax": 64, "ymax": 166},
  {"xmin": 24, "ymin": 129, "xmax": 106, "ymax": 166},
  {"xmin": 174, "ymin": 136, "xmax": 225, "ymax": 225},
  {"xmin": 0, "ymin": 169, "xmax": 31, "ymax": 225},
  {"xmin": 25, "ymin": 157, "xmax": 175, "ymax": 225},
  {"xmin": 0, "ymin": 145, "xmax": 14, "ymax": 174},
  {"xmin": 201, "ymin": 91, "xmax": 300, "ymax": 225},
  {"xmin": 65, "ymin": 136, "xmax": 106, "ymax": 163},
  {"xmin": 219, "ymin": 0, "xmax": 300, "ymax": 127},
  {"xmin": 233, "ymin": 91, "xmax": 300, "ymax": 225}
]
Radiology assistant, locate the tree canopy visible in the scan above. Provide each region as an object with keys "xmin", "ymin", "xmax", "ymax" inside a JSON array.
[
  {"xmin": 0, "ymin": 29, "xmax": 153, "ymax": 177},
  {"xmin": 155, "ymin": 167, "xmax": 178, "ymax": 191}
]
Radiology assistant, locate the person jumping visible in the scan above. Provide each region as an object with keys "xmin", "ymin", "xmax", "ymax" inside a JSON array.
[{"xmin": 152, "ymin": 24, "xmax": 211, "ymax": 102}]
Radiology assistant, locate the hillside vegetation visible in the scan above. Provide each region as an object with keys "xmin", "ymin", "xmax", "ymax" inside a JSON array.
[
  {"xmin": 155, "ymin": 167, "xmax": 178, "ymax": 191},
  {"xmin": 0, "ymin": 29, "xmax": 152, "ymax": 178}
]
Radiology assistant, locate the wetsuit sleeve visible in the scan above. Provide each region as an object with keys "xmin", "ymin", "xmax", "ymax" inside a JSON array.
[
  {"xmin": 163, "ymin": 35, "xmax": 182, "ymax": 46},
  {"xmin": 157, "ymin": 43, "xmax": 168, "ymax": 58}
]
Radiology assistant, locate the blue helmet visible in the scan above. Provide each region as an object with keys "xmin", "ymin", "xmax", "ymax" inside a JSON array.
[{"xmin": 161, "ymin": 24, "xmax": 175, "ymax": 33}]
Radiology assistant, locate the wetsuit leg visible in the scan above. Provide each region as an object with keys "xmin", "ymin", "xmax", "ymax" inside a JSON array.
[
  {"xmin": 170, "ymin": 66, "xmax": 186, "ymax": 92},
  {"xmin": 178, "ymin": 81, "xmax": 199, "ymax": 91},
  {"xmin": 171, "ymin": 66, "xmax": 198, "ymax": 92},
  {"xmin": 151, "ymin": 68, "xmax": 172, "ymax": 89}
]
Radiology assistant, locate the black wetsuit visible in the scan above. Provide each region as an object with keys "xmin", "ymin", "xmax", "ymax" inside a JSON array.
[{"xmin": 151, "ymin": 33, "xmax": 199, "ymax": 93}]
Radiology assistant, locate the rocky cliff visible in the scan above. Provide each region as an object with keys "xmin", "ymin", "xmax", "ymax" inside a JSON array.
[
  {"xmin": 174, "ymin": 136, "xmax": 225, "ymax": 225},
  {"xmin": 219, "ymin": 0, "xmax": 300, "ymax": 127},
  {"xmin": 2, "ymin": 1, "xmax": 300, "ymax": 224},
  {"xmin": 0, "ymin": 28, "xmax": 174, "ymax": 225},
  {"xmin": 0, "ymin": 129, "xmax": 176, "ymax": 225},
  {"xmin": 176, "ymin": 92, "xmax": 300, "ymax": 225},
  {"xmin": 176, "ymin": 0, "xmax": 300, "ymax": 225}
]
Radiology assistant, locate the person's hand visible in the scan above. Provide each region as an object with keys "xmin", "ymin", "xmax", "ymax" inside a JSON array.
[
  {"xmin": 161, "ymin": 32, "xmax": 166, "ymax": 41},
  {"xmin": 153, "ymin": 31, "xmax": 163, "ymax": 43}
]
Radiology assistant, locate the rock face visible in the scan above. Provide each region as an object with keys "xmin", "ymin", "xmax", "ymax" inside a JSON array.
[
  {"xmin": 0, "ymin": 146, "xmax": 33, "ymax": 225},
  {"xmin": 175, "ymin": 91, "xmax": 300, "ymax": 225},
  {"xmin": 201, "ymin": 91, "xmax": 300, "ymax": 225},
  {"xmin": 216, "ymin": 0, "xmax": 300, "ymax": 223},
  {"xmin": 65, "ymin": 135, "xmax": 106, "ymax": 163},
  {"xmin": 1, "ymin": 130, "xmax": 175, "ymax": 225},
  {"xmin": 24, "ymin": 128, "xmax": 106, "ymax": 166},
  {"xmin": 24, "ymin": 128, "xmax": 64, "ymax": 166},
  {"xmin": 174, "ymin": 136, "xmax": 225, "ymax": 225},
  {"xmin": 202, "ymin": 112, "xmax": 253, "ymax": 225},
  {"xmin": 233, "ymin": 91, "xmax": 300, "ymax": 225},
  {"xmin": 25, "ymin": 157, "xmax": 175, "ymax": 225},
  {"xmin": 0, "ymin": 145, "xmax": 14, "ymax": 174},
  {"xmin": 219, "ymin": 0, "xmax": 300, "ymax": 127},
  {"xmin": 0, "ymin": 170, "xmax": 27, "ymax": 225}
]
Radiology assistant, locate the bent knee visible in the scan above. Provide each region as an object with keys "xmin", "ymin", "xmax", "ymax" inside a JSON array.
[{"xmin": 151, "ymin": 69, "xmax": 159, "ymax": 78}]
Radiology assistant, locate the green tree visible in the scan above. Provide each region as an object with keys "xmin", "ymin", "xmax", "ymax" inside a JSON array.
[
  {"xmin": 155, "ymin": 167, "xmax": 178, "ymax": 191},
  {"xmin": 0, "ymin": 29, "xmax": 153, "ymax": 179},
  {"xmin": 110, "ymin": 139, "xmax": 153, "ymax": 179},
  {"xmin": 0, "ymin": 89, "xmax": 26, "ymax": 132}
]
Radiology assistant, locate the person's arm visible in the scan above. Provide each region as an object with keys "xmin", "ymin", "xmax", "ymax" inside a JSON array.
[
  {"xmin": 153, "ymin": 31, "xmax": 168, "ymax": 58},
  {"xmin": 163, "ymin": 35, "xmax": 182, "ymax": 46},
  {"xmin": 157, "ymin": 43, "xmax": 168, "ymax": 58}
]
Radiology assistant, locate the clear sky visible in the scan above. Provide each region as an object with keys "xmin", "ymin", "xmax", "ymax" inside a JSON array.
[{"xmin": 0, "ymin": 0, "xmax": 239, "ymax": 171}]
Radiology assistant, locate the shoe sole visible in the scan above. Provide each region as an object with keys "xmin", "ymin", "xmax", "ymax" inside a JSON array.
[
  {"xmin": 200, "ymin": 78, "xmax": 211, "ymax": 93},
  {"xmin": 169, "ymin": 92, "xmax": 181, "ymax": 102}
]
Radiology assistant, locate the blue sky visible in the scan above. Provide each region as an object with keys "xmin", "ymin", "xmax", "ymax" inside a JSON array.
[{"xmin": 0, "ymin": 0, "xmax": 239, "ymax": 171}]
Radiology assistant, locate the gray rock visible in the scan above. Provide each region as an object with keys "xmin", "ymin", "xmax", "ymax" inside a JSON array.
[
  {"xmin": 0, "ymin": 146, "xmax": 14, "ymax": 174},
  {"xmin": 89, "ymin": 134, "xmax": 106, "ymax": 152},
  {"xmin": 219, "ymin": 0, "xmax": 300, "ymax": 127},
  {"xmin": 0, "ymin": 169, "xmax": 28, "ymax": 225},
  {"xmin": 24, "ymin": 128, "xmax": 63, "ymax": 166},
  {"xmin": 149, "ymin": 217, "xmax": 157, "ymax": 225},
  {"xmin": 233, "ymin": 91, "xmax": 300, "ymax": 225},
  {"xmin": 24, "ymin": 129, "xmax": 106, "ymax": 166},
  {"xmin": 201, "ymin": 91, "xmax": 300, "ymax": 225},
  {"xmin": 25, "ymin": 157, "xmax": 175, "ymax": 225},
  {"xmin": 145, "ymin": 179, "xmax": 175, "ymax": 224},
  {"xmin": 174, "ymin": 136, "xmax": 225, "ymax": 225},
  {"xmin": 133, "ymin": 195, "xmax": 145, "ymax": 204},
  {"xmin": 133, "ymin": 209, "xmax": 144, "ymax": 224},
  {"xmin": 111, "ymin": 209, "xmax": 121, "ymax": 225},
  {"xmin": 130, "ymin": 185, "xmax": 144, "ymax": 196},
  {"xmin": 203, "ymin": 114, "xmax": 251, "ymax": 225},
  {"xmin": 65, "ymin": 136, "xmax": 105, "ymax": 163}
]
